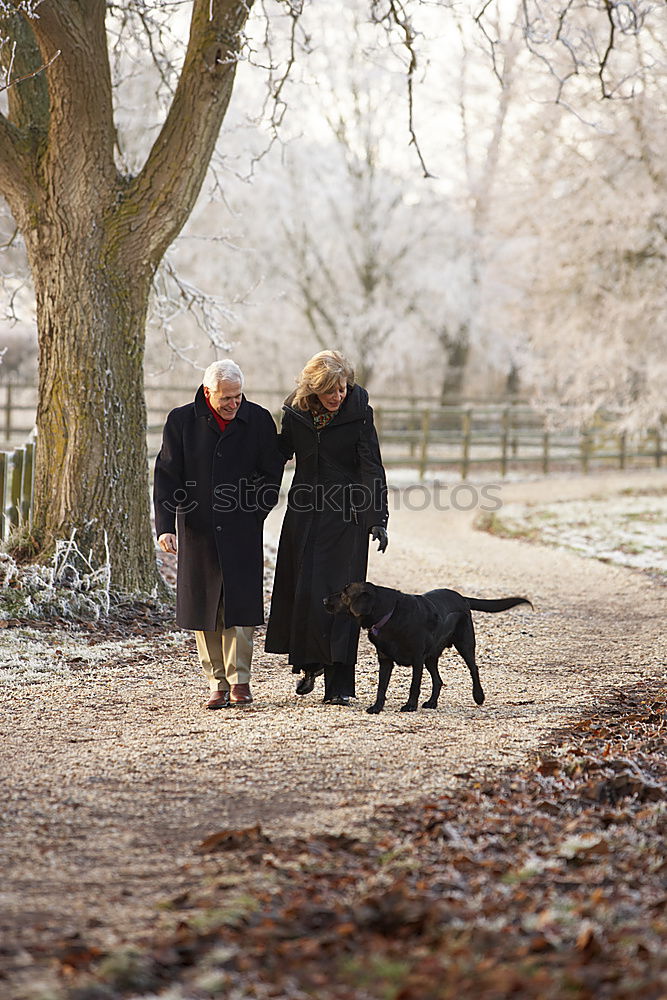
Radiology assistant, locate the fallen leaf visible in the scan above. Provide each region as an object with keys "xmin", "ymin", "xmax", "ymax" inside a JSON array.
[{"xmin": 195, "ymin": 823, "xmax": 270, "ymax": 854}]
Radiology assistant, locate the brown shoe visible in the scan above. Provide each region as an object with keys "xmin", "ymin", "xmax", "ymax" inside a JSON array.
[
  {"xmin": 206, "ymin": 689, "xmax": 230, "ymax": 709},
  {"xmin": 230, "ymin": 683, "xmax": 253, "ymax": 705}
]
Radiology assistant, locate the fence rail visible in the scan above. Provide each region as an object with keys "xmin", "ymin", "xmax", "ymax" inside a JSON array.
[{"xmin": 0, "ymin": 382, "xmax": 663, "ymax": 541}]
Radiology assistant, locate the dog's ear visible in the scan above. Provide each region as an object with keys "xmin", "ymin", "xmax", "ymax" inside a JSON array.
[{"xmin": 349, "ymin": 590, "xmax": 374, "ymax": 617}]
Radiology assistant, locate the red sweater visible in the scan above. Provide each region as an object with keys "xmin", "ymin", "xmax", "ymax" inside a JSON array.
[{"xmin": 205, "ymin": 395, "xmax": 231, "ymax": 434}]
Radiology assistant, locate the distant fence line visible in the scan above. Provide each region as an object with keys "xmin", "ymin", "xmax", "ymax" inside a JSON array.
[
  {"xmin": 0, "ymin": 379, "xmax": 463, "ymax": 443},
  {"xmin": 0, "ymin": 382, "xmax": 663, "ymax": 540},
  {"xmin": 371, "ymin": 403, "xmax": 663, "ymax": 479}
]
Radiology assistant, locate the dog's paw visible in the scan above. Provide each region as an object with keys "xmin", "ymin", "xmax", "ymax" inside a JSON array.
[
  {"xmin": 366, "ymin": 703, "xmax": 383, "ymax": 714},
  {"xmin": 473, "ymin": 686, "xmax": 485, "ymax": 706},
  {"xmin": 422, "ymin": 699, "xmax": 438, "ymax": 709},
  {"xmin": 400, "ymin": 703, "xmax": 417, "ymax": 712}
]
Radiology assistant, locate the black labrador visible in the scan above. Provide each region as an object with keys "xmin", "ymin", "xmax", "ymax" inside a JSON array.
[{"xmin": 324, "ymin": 581, "xmax": 532, "ymax": 714}]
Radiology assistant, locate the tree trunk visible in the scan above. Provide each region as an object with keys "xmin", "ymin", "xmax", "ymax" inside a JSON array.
[
  {"xmin": 439, "ymin": 325, "xmax": 470, "ymax": 403},
  {"xmin": 24, "ymin": 224, "xmax": 160, "ymax": 593},
  {"xmin": 505, "ymin": 362, "xmax": 521, "ymax": 398}
]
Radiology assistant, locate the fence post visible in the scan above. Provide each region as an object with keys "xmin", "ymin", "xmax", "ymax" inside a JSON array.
[
  {"xmin": 461, "ymin": 407, "xmax": 471, "ymax": 479},
  {"xmin": 6, "ymin": 448, "xmax": 23, "ymax": 531},
  {"xmin": 500, "ymin": 407, "xmax": 509, "ymax": 477},
  {"xmin": 653, "ymin": 428, "xmax": 662, "ymax": 468},
  {"xmin": 409, "ymin": 402, "xmax": 417, "ymax": 458},
  {"xmin": 4, "ymin": 382, "xmax": 12, "ymax": 442},
  {"xmin": 542, "ymin": 430, "xmax": 550, "ymax": 475},
  {"xmin": 580, "ymin": 428, "xmax": 592, "ymax": 474},
  {"xmin": 21, "ymin": 441, "xmax": 35, "ymax": 523},
  {"xmin": 418, "ymin": 409, "xmax": 431, "ymax": 481},
  {"xmin": 618, "ymin": 432, "xmax": 627, "ymax": 470},
  {"xmin": 0, "ymin": 452, "xmax": 5, "ymax": 541}
]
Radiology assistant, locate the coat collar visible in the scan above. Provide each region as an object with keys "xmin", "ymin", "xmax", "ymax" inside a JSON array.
[
  {"xmin": 194, "ymin": 384, "xmax": 250, "ymax": 425},
  {"xmin": 283, "ymin": 383, "xmax": 368, "ymax": 428}
]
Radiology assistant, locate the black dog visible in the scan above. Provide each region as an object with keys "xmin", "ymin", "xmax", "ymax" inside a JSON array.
[{"xmin": 324, "ymin": 582, "xmax": 532, "ymax": 714}]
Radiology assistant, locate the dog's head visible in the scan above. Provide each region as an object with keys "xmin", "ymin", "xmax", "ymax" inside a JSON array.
[{"xmin": 323, "ymin": 581, "xmax": 378, "ymax": 620}]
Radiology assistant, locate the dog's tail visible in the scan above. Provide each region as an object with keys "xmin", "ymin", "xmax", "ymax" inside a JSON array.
[{"xmin": 466, "ymin": 596, "xmax": 533, "ymax": 613}]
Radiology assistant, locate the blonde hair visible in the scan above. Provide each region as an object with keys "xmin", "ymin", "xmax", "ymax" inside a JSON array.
[{"xmin": 293, "ymin": 350, "xmax": 355, "ymax": 412}]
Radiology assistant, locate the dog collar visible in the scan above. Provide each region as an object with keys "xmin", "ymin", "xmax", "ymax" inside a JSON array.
[{"xmin": 370, "ymin": 606, "xmax": 395, "ymax": 636}]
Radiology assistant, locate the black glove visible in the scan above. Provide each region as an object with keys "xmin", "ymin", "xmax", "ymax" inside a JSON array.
[{"xmin": 370, "ymin": 525, "xmax": 388, "ymax": 553}]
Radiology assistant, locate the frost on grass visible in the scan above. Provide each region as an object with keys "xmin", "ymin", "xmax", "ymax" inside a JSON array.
[
  {"xmin": 0, "ymin": 532, "xmax": 111, "ymax": 622},
  {"xmin": 478, "ymin": 491, "xmax": 667, "ymax": 578},
  {"xmin": 0, "ymin": 626, "xmax": 187, "ymax": 688}
]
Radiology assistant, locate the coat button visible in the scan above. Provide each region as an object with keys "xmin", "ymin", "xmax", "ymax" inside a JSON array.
[{"xmin": 216, "ymin": 526, "xmax": 222, "ymax": 532}]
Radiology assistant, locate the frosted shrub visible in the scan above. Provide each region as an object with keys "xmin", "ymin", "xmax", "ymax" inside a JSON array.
[
  {"xmin": 0, "ymin": 552, "xmax": 19, "ymax": 588},
  {"xmin": 0, "ymin": 530, "xmax": 111, "ymax": 621}
]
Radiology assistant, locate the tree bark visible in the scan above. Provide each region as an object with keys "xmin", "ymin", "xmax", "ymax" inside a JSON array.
[
  {"xmin": 25, "ymin": 225, "xmax": 157, "ymax": 592},
  {"xmin": 0, "ymin": 0, "xmax": 253, "ymax": 592}
]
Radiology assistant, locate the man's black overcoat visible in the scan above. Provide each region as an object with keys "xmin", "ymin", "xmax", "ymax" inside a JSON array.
[
  {"xmin": 154, "ymin": 387, "xmax": 284, "ymax": 631},
  {"xmin": 265, "ymin": 383, "xmax": 388, "ymax": 666}
]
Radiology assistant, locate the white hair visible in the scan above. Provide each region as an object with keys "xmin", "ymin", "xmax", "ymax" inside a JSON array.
[{"xmin": 203, "ymin": 360, "xmax": 245, "ymax": 390}]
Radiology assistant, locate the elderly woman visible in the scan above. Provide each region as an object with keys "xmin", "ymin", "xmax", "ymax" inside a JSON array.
[{"xmin": 265, "ymin": 350, "xmax": 389, "ymax": 704}]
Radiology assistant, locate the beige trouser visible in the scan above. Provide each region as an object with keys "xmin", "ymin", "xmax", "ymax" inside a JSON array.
[{"xmin": 194, "ymin": 596, "xmax": 254, "ymax": 692}]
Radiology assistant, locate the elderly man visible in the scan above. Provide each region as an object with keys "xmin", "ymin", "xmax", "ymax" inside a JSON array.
[{"xmin": 154, "ymin": 360, "xmax": 284, "ymax": 708}]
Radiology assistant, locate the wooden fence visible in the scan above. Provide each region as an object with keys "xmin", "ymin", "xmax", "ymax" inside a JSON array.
[
  {"xmin": 0, "ymin": 381, "xmax": 663, "ymax": 540},
  {"xmin": 372, "ymin": 403, "xmax": 664, "ymax": 479},
  {"xmin": 0, "ymin": 438, "xmax": 35, "ymax": 542}
]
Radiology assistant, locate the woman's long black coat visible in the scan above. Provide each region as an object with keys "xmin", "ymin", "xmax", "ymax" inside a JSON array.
[
  {"xmin": 154, "ymin": 387, "xmax": 284, "ymax": 631},
  {"xmin": 265, "ymin": 383, "xmax": 388, "ymax": 667}
]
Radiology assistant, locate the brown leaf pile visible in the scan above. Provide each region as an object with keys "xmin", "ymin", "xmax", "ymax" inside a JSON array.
[{"xmin": 62, "ymin": 682, "xmax": 666, "ymax": 1000}]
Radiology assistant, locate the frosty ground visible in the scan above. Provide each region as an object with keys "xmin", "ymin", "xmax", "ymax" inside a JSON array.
[{"xmin": 0, "ymin": 467, "xmax": 665, "ymax": 999}]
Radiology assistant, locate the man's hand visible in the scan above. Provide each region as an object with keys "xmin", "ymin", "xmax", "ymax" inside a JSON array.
[
  {"xmin": 158, "ymin": 533, "xmax": 177, "ymax": 554},
  {"xmin": 370, "ymin": 525, "xmax": 388, "ymax": 553}
]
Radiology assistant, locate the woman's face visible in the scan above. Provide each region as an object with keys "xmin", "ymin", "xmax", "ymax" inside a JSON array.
[{"xmin": 317, "ymin": 382, "xmax": 347, "ymax": 412}]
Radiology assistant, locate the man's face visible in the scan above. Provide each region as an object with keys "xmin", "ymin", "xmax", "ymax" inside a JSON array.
[{"xmin": 204, "ymin": 379, "xmax": 243, "ymax": 421}]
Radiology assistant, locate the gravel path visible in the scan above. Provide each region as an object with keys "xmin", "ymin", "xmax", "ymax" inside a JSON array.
[{"xmin": 1, "ymin": 468, "xmax": 665, "ymax": 997}]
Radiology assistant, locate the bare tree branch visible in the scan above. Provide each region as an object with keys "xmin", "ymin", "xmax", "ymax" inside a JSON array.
[
  {"xmin": 518, "ymin": 0, "xmax": 659, "ymax": 104},
  {"xmin": 370, "ymin": 0, "xmax": 433, "ymax": 178},
  {"xmin": 0, "ymin": 10, "xmax": 50, "ymax": 134},
  {"xmin": 119, "ymin": 0, "xmax": 254, "ymax": 269},
  {"xmin": 149, "ymin": 256, "xmax": 237, "ymax": 361},
  {"xmin": 598, "ymin": 0, "xmax": 618, "ymax": 96},
  {"xmin": 0, "ymin": 41, "xmax": 59, "ymax": 95},
  {"xmin": 474, "ymin": 0, "xmax": 504, "ymax": 85}
]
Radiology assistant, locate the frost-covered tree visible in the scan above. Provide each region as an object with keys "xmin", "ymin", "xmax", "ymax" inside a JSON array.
[
  {"xmin": 507, "ymin": 20, "xmax": 667, "ymax": 429},
  {"xmin": 259, "ymin": 63, "xmax": 456, "ymax": 390},
  {"xmin": 410, "ymin": 6, "xmax": 524, "ymax": 400}
]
